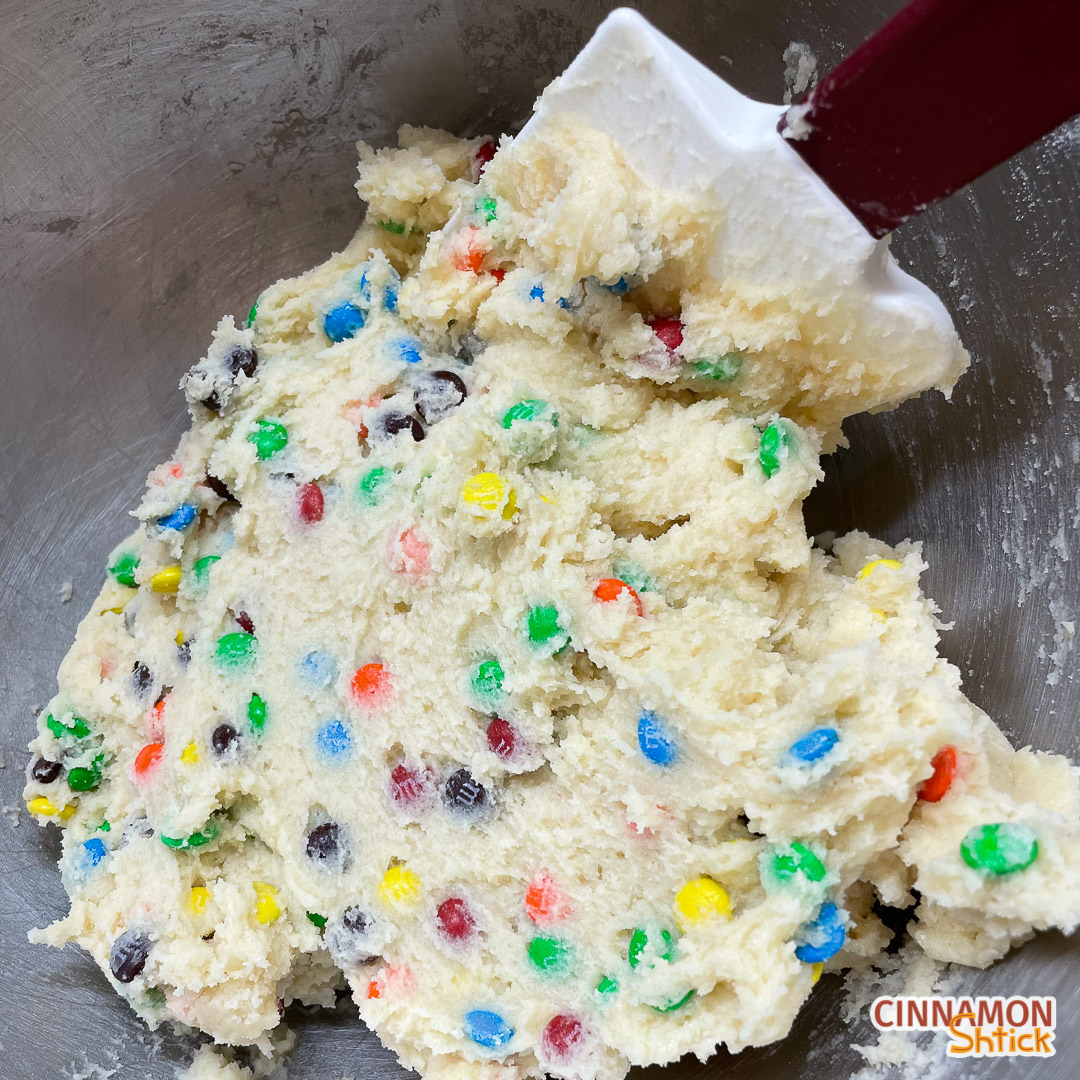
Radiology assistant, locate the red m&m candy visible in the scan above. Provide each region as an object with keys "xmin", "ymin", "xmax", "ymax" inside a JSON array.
[
  {"xmin": 647, "ymin": 315, "xmax": 684, "ymax": 353},
  {"xmin": 918, "ymin": 745, "xmax": 958, "ymax": 803},
  {"xmin": 541, "ymin": 1014, "xmax": 586, "ymax": 1061},
  {"xmin": 594, "ymin": 578, "xmax": 643, "ymax": 616},
  {"xmin": 435, "ymin": 896, "xmax": 475, "ymax": 943},
  {"xmin": 298, "ymin": 482, "xmax": 324, "ymax": 524},
  {"xmin": 134, "ymin": 742, "xmax": 164, "ymax": 781},
  {"xmin": 350, "ymin": 662, "xmax": 393, "ymax": 708}
]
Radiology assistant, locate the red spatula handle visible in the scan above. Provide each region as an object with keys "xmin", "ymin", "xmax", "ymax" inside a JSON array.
[{"xmin": 780, "ymin": 0, "xmax": 1080, "ymax": 237}]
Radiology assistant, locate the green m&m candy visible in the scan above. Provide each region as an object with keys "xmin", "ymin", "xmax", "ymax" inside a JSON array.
[
  {"xmin": 525, "ymin": 604, "xmax": 570, "ymax": 653},
  {"xmin": 758, "ymin": 421, "xmax": 793, "ymax": 479},
  {"xmin": 249, "ymin": 417, "xmax": 288, "ymax": 460},
  {"xmin": 502, "ymin": 399, "xmax": 558, "ymax": 428},
  {"xmin": 108, "ymin": 552, "xmax": 140, "ymax": 588},
  {"xmin": 628, "ymin": 926, "xmax": 677, "ymax": 969},
  {"xmin": 960, "ymin": 823, "xmax": 1038, "ymax": 876},
  {"xmin": 215, "ymin": 632, "xmax": 257, "ymax": 669},
  {"xmin": 357, "ymin": 466, "xmax": 393, "ymax": 506},
  {"xmin": 527, "ymin": 935, "xmax": 573, "ymax": 976},
  {"xmin": 768, "ymin": 841, "xmax": 827, "ymax": 886},
  {"xmin": 247, "ymin": 693, "xmax": 267, "ymax": 733},
  {"xmin": 691, "ymin": 352, "xmax": 742, "ymax": 382},
  {"xmin": 45, "ymin": 713, "xmax": 91, "ymax": 741},
  {"xmin": 470, "ymin": 657, "xmax": 506, "ymax": 704}
]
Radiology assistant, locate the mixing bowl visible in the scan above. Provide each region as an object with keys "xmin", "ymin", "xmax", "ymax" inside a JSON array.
[{"xmin": 1, "ymin": 1, "xmax": 1077, "ymax": 1076}]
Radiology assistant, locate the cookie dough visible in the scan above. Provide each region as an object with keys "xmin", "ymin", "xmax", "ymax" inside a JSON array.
[{"xmin": 25, "ymin": 117, "xmax": 1080, "ymax": 1080}]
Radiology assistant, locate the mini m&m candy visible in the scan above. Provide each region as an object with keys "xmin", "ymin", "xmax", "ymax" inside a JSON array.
[
  {"xmin": 297, "ymin": 482, "xmax": 324, "ymax": 524},
  {"xmin": 918, "ymin": 745, "xmax": 958, "ymax": 802},
  {"xmin": 527, "ymin": 935, "xmax": 573, "ymax": 976},
  {"xmin": 628, "ymin": 925, "xmax": 677, "ymax": 970},
  {"xmin": 691, "ymin": 353, "xmax": 742, "ymax": 381},
  {"xmin": 502, "ymin": 399, "xmax": 558, "ymax": 428},
  {"xmin": 214, "ymin": 631, "xmax": 256, "ymax": 669},
  {"xmin": 350, "ymin": 662, "xmax": 393, "ymax": 708},
  {"xmin": 765, "ymin": 841, "xmax": 827, "ymax": 886},
  {"xmin": 436, "ymin": 896, "xmax": 475, "ymax": 942},
  {"xmin": 444, "ymin": 769, "xmax": 489, "ymax": 815},
  {"xmin": 81, "ymin": 837, "xmax": 108, "ymax": 868},
  {"xmin": 474, "ymin": 194, "xmax": 497, "ymax": 223},
  {"xmin": 109, "ymin": 930, "xmax": 152, "ymax": 983},
  {"xmin": 486, "ymin": 718, "xmax": 518, "ymax": 759},
  {"xmin": 108, "ymin": 551, "xmax": 140, "ymax": 588},
  {"xmin": 525, "ymin": 604, "xmax": 570, "ymax": 652},
  {"xmin": 638, "ymin": 711, "xmax": 678, "ymax": 766},
  {"xmin": 160, "ymin": 820, "xmax": 219, "ymax": 850},
  {"xmin": 960, "ymin": 822, "xmax": 1038, "ymax": 876},
  {"xmin": 647, "ymin": 315, "xmax": 684, "ymax": 353},
  {"xmin": 357, "ymin": 465, "xmax": 393, "ymax": 506},
  {"xmin": 758, "ymin": 421, "xmax": 793, "ymax": 478},
  {"xmin": 857, "ymin": 557, "xmax": 903, "ymax": 580},
  {"xmin": 157, "ymin": 503, "xmax": 197, "ymax": 532},
  {"xmin": 306, "ymin": 821, "xmax": 350, "ymax": 869},
  {"xmin": 470, "ymin": 657, "xmax": 506, "ymax": 705},
  {"xmin": 464, "ymin": 1009, "xmax": 513, "ymax": 1049},
  {"xmin": 316, "ymin": 717, "xmax": 354, "ymax": 761},
  {"xmin": 247, "ymin": 693, "xmax": 268, "ymax": 733},
  {"xmin": 541, "ymin": 1014, "xmax": 586, "ymax": 1061},
  {"xmin": 68, "ymin": 753, "xmax": 105, "ymax": 792},
  {"xmin": 324, "ymin": 302, "xmax": 365, "ymax": 343},
  {"xmin": 31, "ymin": 757, "xmax": 62, "ymax": 784},
  {"xmin": 134, "ymin": 742, "xmax": 164, "ymax": 780},
  {"xmin": 253, "ymin": 882, "xmax": 281, "ymax": 924},
  {"xmin": 594, "ymin": 577, "xmax": 643, "ymax": 615},
  {"xmin": 450, "ymin": 227, "xmax": 488, "ymax": 274},
  {"xmin": 675, "ymin": 877, "xmax": 732, "ymax": 926},
  {"xmin": 46, "ymin": 712, "xmax": 91, "ymax": 740},
  {"xmin": 27, "ymin": 796, "xmax": 75, "ymax": 821},
  {"xmin": 389, "ymin": 762, "xmax": 437, "ymax": 811},
  {"xmin": 461, "ymin": 472, "xmax": 516, "ymax": 519},
  {"xmin": 794, "ymin": 902, "xmax": 846, "ymax": 963},
  {"xmin": 786, "ymin": 727, "xmax": 839, "ymax": 765},
  {"xmin": 150, "ymin": 566, "xmax": 182, "ymax": 593},
  {"xmin": 380, "ymin": 865, "xmax": 421, "ymax": 905},
  {"xmin": 525, "ymin": 871, "xmax": 572, "ymax": 925},
  {"xmin": 249, "ymin": 417, "xmax": 288, "ymax": 460},
  {"xmin": 188, "ymin": 886, "xmax": 211, "ymax": 915}
]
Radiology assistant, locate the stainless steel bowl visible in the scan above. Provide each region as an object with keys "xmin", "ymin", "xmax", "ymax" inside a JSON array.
[{"xmin": 1, "ymin": 2, "xmax": 1077, "ymax": 1076}]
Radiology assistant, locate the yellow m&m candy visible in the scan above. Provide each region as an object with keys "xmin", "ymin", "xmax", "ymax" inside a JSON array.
[
  {"xmin": 253, "ymin": 882, "xmax": 281, "ymax": 924},
  {"xmin": 675, "ymin": 877, "xmax": 732, "ymax": 927},
  {"xmin": 461, "ymin": 472, "xmax": 516, "ymax": 519},
  {"xmin": 380, "ymin": 865, "xmax": 421, "ymax": 905}
]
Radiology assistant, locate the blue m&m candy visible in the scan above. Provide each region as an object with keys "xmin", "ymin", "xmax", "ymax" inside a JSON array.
[
  {"xmin": 316, "ymin": 717, "xmax": 353, "ymax": 761},
  {"xmin": 324, "ymin": 302, "xmax": 365, "ymax": 343},
  {"xmin": 392, "ymin": 337, "xmax": 423, "ymax": 364},
  {"xmin": 384, "ymin": 286, "xmax": 399, "ymax": 312},
  {"xmin": 601, "ymin": 276, "xmax": 630, "ymax": 295},
  {"xmin": 82, "ymin": 837, "xmax": 108, "ymax": 868},
  {"xmin": 301, "ymin": 651, "xmax": 338, "ymax": 689},
  {"xmin": 529, "ymin": 283, "xmax": 545, "ymax": 302},
  {"xmin": 157, "ymin": 503, "xmax": 196, "ymax": 531},
  {"xmin": 794, "ymin": 901, "xmax": 846, "ymax": 963},
  {"xmin": 787, "ymin": 727, "xmax": 839, "ymax": 765},
  {"xmin": 638, "ymin": 711, "xmax": 678, "ymax": 766},
  {"xmin": 464, "ymin": 1009, "xmax": 514, "ymax": 1049}
]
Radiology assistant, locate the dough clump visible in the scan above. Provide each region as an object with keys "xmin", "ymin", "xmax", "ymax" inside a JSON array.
[{"xmin": 25, "ymin": 121, "xmax": 1080, "ymax": 1080}]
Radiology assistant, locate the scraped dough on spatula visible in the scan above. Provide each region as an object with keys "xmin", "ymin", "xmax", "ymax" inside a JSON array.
[{"xmin": 25, "ymin": 13, "xmax": 1080, "ymax": 1080}]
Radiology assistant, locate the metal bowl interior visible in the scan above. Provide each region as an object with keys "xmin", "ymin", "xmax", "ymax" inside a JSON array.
[{"xmin": 1, "ymin": 1, "xmax": 1077, "ymax": 1077}]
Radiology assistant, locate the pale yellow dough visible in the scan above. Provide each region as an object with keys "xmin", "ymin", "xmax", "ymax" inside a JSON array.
[{"xmin": 24, "ymin": 122, "xmax": 1080, "ymax": 1080}]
